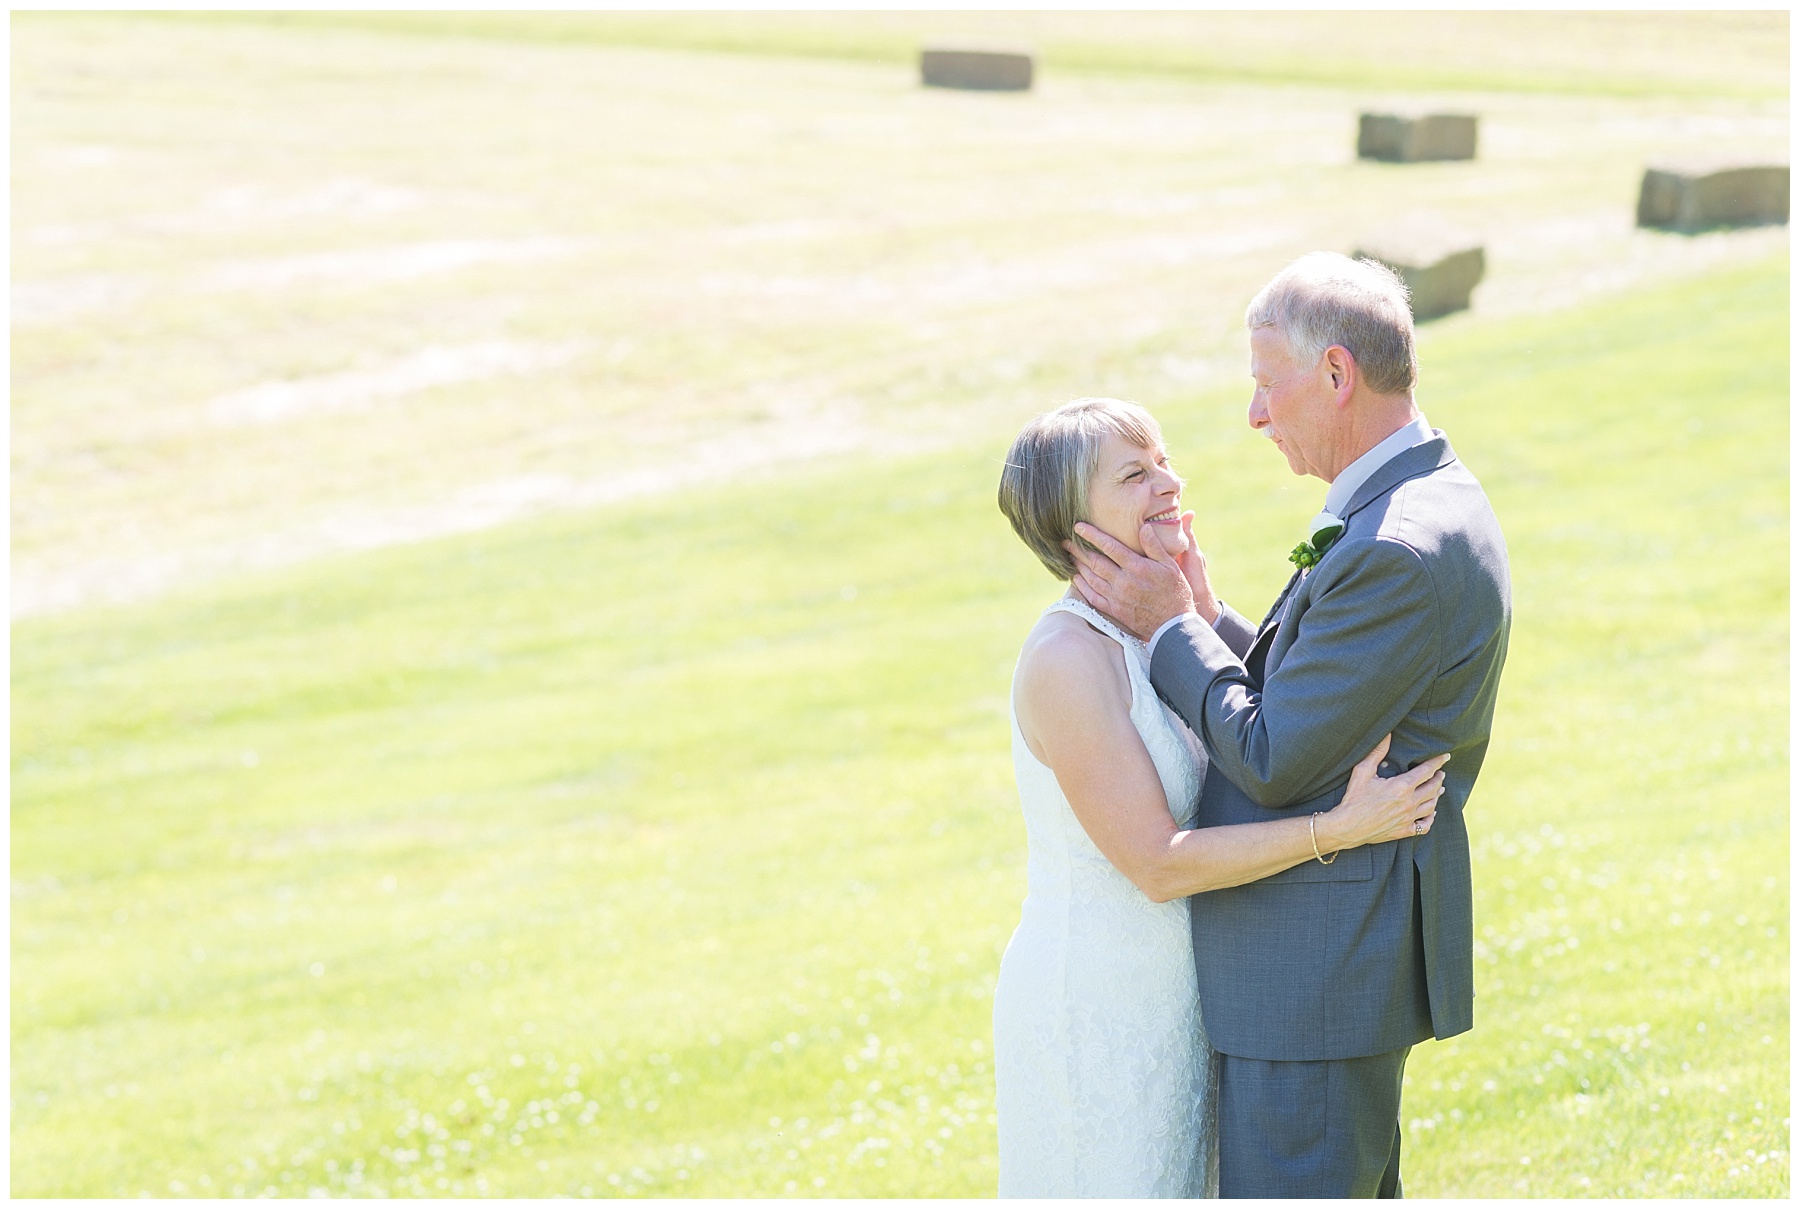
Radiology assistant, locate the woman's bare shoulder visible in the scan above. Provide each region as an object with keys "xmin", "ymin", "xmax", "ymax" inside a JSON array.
[{"xmin": 1017, "ymin": 608, "xmax": 1129, "ymax": 702}]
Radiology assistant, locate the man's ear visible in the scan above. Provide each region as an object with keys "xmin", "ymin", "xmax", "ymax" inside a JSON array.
[{"xmin": 1324, "ymin": 345, "xmax": 1357, "ymax": 406}]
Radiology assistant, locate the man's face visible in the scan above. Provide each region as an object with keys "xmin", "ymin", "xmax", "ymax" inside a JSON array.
[{"xmin": 1248, "ymin": 326, "xmax": 1333, "ymax": 480}]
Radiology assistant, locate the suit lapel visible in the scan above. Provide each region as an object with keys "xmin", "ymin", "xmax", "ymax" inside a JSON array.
[
  {"xmin": 1244, "ymin": 621, "xmax": 1278, "ymax": 685},
  {"xmin": 1245, "ymin": 567, "xmax": 1304, "ymax": 686},
  {"xmin": 1258, "ymin": 567, "xmax": 1304, "ymax": 632}
]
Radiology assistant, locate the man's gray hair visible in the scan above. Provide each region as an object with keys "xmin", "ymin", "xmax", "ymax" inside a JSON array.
[
  {"xmin": 1245, "ymin": 252, "xmax": 1418, "ymax": 395},
  {"xmin": 998, "ymin": 397, "xmax": 1162, "ymax": 581}
]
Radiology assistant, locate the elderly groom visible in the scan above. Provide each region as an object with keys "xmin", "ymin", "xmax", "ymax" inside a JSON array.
[{"xmin": 1070, "ymin": 253, "xmax": 1511, "ymax": 1197}]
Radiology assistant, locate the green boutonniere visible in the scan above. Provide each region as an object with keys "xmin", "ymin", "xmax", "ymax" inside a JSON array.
[{"xmin": 1289, "ymin": 511, "xmax": 1346, "ymax": 570}]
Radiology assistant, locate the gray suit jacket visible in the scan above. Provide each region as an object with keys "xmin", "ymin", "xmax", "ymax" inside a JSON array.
[{"xmin": 1149, "ymin": 433, "xmax": 1510, "ymax": 1061}]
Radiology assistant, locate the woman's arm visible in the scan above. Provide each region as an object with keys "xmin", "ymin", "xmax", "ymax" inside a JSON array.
[
  {"xmin": 1016, "ymin": 621, "xmax": 1446, "ymax": 904},
  {"xmin": 1136, "ymin": 736, "xmax": 1445, "ymax": 900}
]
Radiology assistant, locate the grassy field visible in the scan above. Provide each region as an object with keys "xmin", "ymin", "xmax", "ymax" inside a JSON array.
[
  {"xmin": 12, "ymin": 255, "xmax": 1788, "ymax": 1196},
  {"xmin": 171, "ymin": 10, "xmax": 1790, "ymax": 99},
  {"xmin": 10, "ymin": 11, "xmax": 1790, "ymax": 1199},
  {"xmin": 12, "ymin": 14, "xmax": 1787, "ymax": 617}
]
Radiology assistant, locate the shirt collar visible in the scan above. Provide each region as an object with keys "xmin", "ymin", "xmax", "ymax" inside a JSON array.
[{"xmin": 1323, "ymin": 414, "xmax": 1435, "ymax": 518}]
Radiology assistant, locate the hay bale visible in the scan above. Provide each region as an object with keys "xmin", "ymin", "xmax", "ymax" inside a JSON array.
[
  {"xmin": 1357, "ymin": 113, "xmax": 1479, "ymax": 163},
  {"xmin": 1354, "ymin": 232, "xmax": 1486, "ymax": 322},
  {"xmin": 919, "ymin": 47, "xmax": 1034, "ymax": 92},
  {"xmin": 1636, "ymin": 163, "xmax": 1789, "ymax": 230}
]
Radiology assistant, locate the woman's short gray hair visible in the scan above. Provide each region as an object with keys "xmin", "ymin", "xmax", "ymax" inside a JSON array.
[
  {"xmin": 1245, "ymin": 252, "xmax": 1418, "ymax": 394},
  {"xmin": 998, "ymin": 397, "xmax": 1162, "ymax": 581}
]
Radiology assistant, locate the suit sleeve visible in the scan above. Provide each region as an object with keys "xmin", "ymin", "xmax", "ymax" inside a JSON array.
[
  {"xmin": 1148, "ymin": 537, "xmax": 1441, "ymax": 808},
  {"xmin": 1212, "ymin": 603, "xmax": 1258, "ymax": 660}
]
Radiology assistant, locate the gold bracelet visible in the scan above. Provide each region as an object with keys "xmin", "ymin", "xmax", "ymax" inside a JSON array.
[{"xmin": 1309, "ymin": 812, "xmax": 1337, "ymax": 865}]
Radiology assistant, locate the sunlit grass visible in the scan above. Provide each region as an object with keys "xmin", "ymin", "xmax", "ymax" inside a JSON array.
[
  {"xmin": 11, "ymin": 259, "xmax": 1787, "ymax": 1196},
  {"xmin": 152, "ymin": 10, "xmax": 1789, "ymax": 99},
  {"xmin": 11, "ymin": 14, "xmax": 1787, "ymax": 621}
]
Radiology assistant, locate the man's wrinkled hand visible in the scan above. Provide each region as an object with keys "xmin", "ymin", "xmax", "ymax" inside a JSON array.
[{"xmin": 1062, "ymin": 521, "xmax": 1196, "ymax": 641}]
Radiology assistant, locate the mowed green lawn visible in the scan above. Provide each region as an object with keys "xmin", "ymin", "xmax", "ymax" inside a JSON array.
[{"xmin": 12, "ymin": 256, "xmax": 1788, "ymax": 1197}]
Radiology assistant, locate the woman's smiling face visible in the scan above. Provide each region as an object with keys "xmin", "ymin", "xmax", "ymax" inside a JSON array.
[{"xmin": 1084, "ymin": 431, "xmax": 1188, "ymax": 560}]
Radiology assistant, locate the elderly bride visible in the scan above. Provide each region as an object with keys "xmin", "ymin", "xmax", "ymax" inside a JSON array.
[{"xmin": 991, "ymin": 397, "xmax": 1447, "ymax": 1197}]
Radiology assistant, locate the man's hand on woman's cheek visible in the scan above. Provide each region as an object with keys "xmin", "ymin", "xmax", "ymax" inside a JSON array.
[{"xmin": 1066, "ymin": 522, "xmax": 1196, "ymax": 640}]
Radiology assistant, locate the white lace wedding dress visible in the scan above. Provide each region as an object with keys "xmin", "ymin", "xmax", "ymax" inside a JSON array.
[{"xmin": 993, "ymin": 597, "xmax": 1219, "ymax": 1198}]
